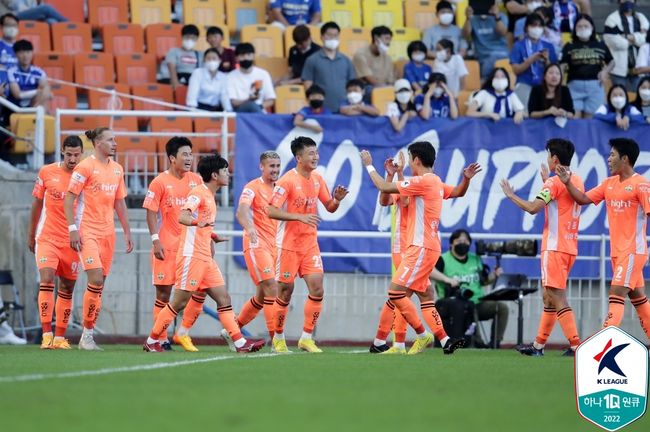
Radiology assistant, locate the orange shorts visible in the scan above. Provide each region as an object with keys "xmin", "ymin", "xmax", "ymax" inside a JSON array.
[
  {"xmin": 151, "ymin": 248, "xmax": 177, "ymax": 286},
  {"xmin": 540, "ymin": 250, "xmax": 576, "ymax": 289},
  {"xmin": 175, "ymin": 256, "xmax": 225, "ymax": 291},
  {"xmin": 276, "ymin": 244, "xmax": 323, "ymax": 284},
  {"xmin": 392, "ymin": 245, "xmax": 439, "ymax": 293},
  {"xmin": 79, "ymin": 234, "xmax": 115, "ymax": 276},
  {"xmin": 611, "ymin": 254, "xmax": 648, "ymax": 289},
  {"xmin": 244, "ymin": 246, "xmax": 277, "ymax": 285},
  {"xmin": 35, "ymin": 240, "xmax": 81, "ymax": 281},
  {"xmin": 392, "ymin": 252, "xmax": 402, "ymax": 269}
]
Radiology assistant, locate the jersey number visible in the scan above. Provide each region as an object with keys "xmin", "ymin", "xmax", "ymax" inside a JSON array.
[{"xmin": 312, "ymin": 255, "xmax": 322, "ymax": 269}]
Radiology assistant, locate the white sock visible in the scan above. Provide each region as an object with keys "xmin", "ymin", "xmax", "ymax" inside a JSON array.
[
  {"xmin": 146, "ymin": 337, "xmax": 158, "ymax": 345},
  {"xmin": 440, "ymin": 336, "xmax": 450, "ymax": 347},
  {"xmin": 233, "ymin": 338, "xmax": 246, "ymax": 348},
  {"xmin": 53, "ymin": 336, "xmax": 64, "ymax": 341},
  {"xmin": 274, "ymin": 332, "xmax": 285, "ymax": 340},
  {"xmin": 43, "ymin": 331, "xmax": 53, "ymax": 337},
  {"xmin": 177, "ymin": 326, "xmax": 190, "ymax": 337},
  {"xmin": 301, "ymin": 331, "xmax": 312, "ymax": 340},
  {"xmin": 82, "ymin": 327, "xmax": 93, "ymax": 336},
  {"xmin": 533, "ymin": 341, "xmax": 545, "ymax": 350},
  {"xmin": 571, "ymin": 345, "xmax": 577, "ymax": 351},
  {"xmin": 393, "ymin": 342, "xmax": 405, "ymax": 350},
  {"xmin": 373, "ymin": 338, "xmax": 386, "ymax": 346}
]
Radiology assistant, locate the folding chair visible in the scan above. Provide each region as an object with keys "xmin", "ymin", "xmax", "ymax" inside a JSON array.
[{"xmin": 0, "ymin": 270, "xmax": 32, "ymax": 340}]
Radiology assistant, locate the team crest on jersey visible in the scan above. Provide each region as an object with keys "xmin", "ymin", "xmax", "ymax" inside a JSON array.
[
  {"xmin": 625, "ymin": 185, "xmax": 633, "ymax": 192},
  {"xmin": 39, "ymin": 257, "xmax": 47, "ymax": 263},
  {"xmin": 263, "ymin": 267, "xmax": 271, "ymax": 274},
  {"xmin": 189, "ymin": 181, "xmax": 198, "ymax": 188},
  {"xmin": 114, "ymin": 170, "xmax": 121, "ymax": 176},
  {"xmin": 85, "ymin": 257, "xmax": 94, "ymax": 264},
  {"xmin": 282, "ymin": 271, "xmax": 291, "ymax": 279},
  {"xmin": 190, "ymin": 279, "xmax": 198, "ymax": 286},
  {"xmin": 157, "ymin": 273, "xmax": 164, "ymax": 280}
]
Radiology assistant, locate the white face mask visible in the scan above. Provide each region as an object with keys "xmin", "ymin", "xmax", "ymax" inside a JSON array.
[
  {"xmin": 492, "ymin": 78, "xmax": 509, "ymax": 92},
  {"xmin": 205, "ymin": 60, "xmax": 220, "ymax": 72},
  {"xmin": 611, "ymin": 96, "xmax": 626, "ymax": 110},
  {"xmin": 435, "ymin": 50, "xmax": 448, "ymax": 61},
  {"xmin": 347, "ymin": 91, "xmax": 363, "ymax": 104},
  {"xmin": 639, "ymin": 88, "xmax": 650, "ymax": 101},
  {"xmin": 576, "ymin": 28, "xmax": 592, "ymax": 41},
  {"xmin": 528, "ymin": 27, "xmax": 544, "ymax": 40},
  {"xmin": 182, "ymin": 38, "xmax": 196, "ymax": 50},
  {"xmin": 3, "ymin": 26, "xmax": 17, "ymax": 39},
  {"xmin": 433, "ymin": 87, "xmax": 445, "ymax": 98},
  {"xmin": 396, "ymin": 91, "xmax": 412, "ymax": 104},
  {"xmin": 527, "ymin": 1, "xmax": 543, "ymax": 12},
  {"xmin": 412, "ymin": 52, "xmax": 426, "ymax": 62},
  {"xmin": 324, "ymin": 39, "xmax": 339, "ymax": 50},
  {"xmin": 377, "ymin": 40, "xmax": 389, "ymax": 54},
  {"xmin": 439, "ymin": 13, "xmax": 454, "ymax": 26}
]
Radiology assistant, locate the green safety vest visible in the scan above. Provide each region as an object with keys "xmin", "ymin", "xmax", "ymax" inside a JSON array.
[{"xmin": 435, "ymin": 251, "xmax": 485, "ymax": 304}]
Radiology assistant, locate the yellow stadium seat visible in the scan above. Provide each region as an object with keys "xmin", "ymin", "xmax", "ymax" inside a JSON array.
[
  {"xmin": 183, "ymin": 0, "xmax": 226, "ymax": 27},
  {"xmin": 321, "ymin": 0, "xmax": 362, "ymax": 28},
  {"xmin": 241, "ymin": 24, "xmax": 284, "ymax": 58},
  {"xmin": 226, "ymin": 0, "xmax": 267, "ymax": 33},
  {"xmin": 130, "ymin": 0, "xmax": 172, "ymax": 26},
  {"xmin": 393, "ymin": 59, "xmax": 408, "ymax": 79},
  {"xmin": 9, "ymin": 114, "xmax": 56, "ymax": 154},
  {"xmin": 275, "ymin": 85, "xmax": 306, "ymax": 114},
  {"xmin": 284, "ymin": 25, "xmax": 320, "ymax": 57},
  {"xmin": 362, "ymin": 0, "xmax": 404, "ymax": 29},
  {"xmin": 255, "ymin": 57, "xmax": 290, "ymax": 83},
  {"xmin": 494, "ymin": 58, "xmax": 516, "ymax": 90},
  {"xmin": 387, "ymin": 27, "xmax": 421, "ymax": 61},
  {"xmin": 339, "ymin": 27, "xmax": 371, "ymax": 58},
  {"xmin": 464, "ymin": 59, "xmax": 480, "ymax": 91},
  {"xmin": 457, "ymin": 90, "xmax": 473, "ymax": 116},
  {"xmin": 405, "ymin": 0, "xmax": 439, "ymax": 30},
  {"xmin": 456, "ymin": 0, "xmax": 468, "ymax": 29},
  {"xmin": 371, "ymin": 86, "xmax": 395, "ymax": 115}
]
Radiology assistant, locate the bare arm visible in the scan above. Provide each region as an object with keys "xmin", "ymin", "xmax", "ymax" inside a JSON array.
[
  {"xmin": 449, "ymin": 163, "xmax": 482, "ymax": 197},
  {"xmin": 309, "ymin": 11, "xmax": 321, "ymax": 25},
  {"xmin": 236, "ymin": 202, "xmax": 259, "ymax": 245},
  {"xmin": 500, "ymin": 179, "xmax": 546, "ymax": 214},
  {"xmin": 430, "ymin": 267, "xmax": 459, "ymax": 286},
  {"xmin": 64, "ymin": 191, "xmax": 82, "ymax": 252},
  {"xmin": 271, "ymin": 8, "xmax": 290, "ymax": 27},
  {"xmin": 146, "ymin": 209, "xmax": 165, "ymax": 260},
  {"xmin": 294, "ymin": 113, "xmax": 323, "ymax": 132},
  {"xmin": 167, "ymin": 62, "xmax": 179, "ymax": 88},
  {"xmin": 27, "ymin": 198, "xmax": 43, "ymax": 253},
  {"xmin": 555, "ymin": 166, "xmax": 594, "ymax": 205},
  {"xmin": 379, "ymin": 170, "xmax": 395, "ymax": 206},
  {"xmin": 267, "ymin": 205, "xmax": 321, "ymax": 227},
  {"xmin": 114, "ymin": 198, "xmax": 133, "ymax": 253}
]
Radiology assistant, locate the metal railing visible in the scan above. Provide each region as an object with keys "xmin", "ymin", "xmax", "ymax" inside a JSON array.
[{"xmin": 0, "ymin": 97, "xmax": 45, "ymax": 168}]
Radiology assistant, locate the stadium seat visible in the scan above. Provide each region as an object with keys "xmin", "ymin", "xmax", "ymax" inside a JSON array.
[
  {"xmin": 494, "ymin": 58, "xmax": 516, "ymax": 90},
  {"xmin": 193, "ymin": 116, "xmax": 236, "ymax": 171},
  {"xmin": 116, "ymin": 136, "xmax": 160, "ymax": 193},
  {"xmin": 274, "ymin": 85, "xmax": 306, "ymax": 114},
  {"xmin": 48, "ymin": 83, "xmax": 77, "ymax": 111},
  {"xmin": 130, "ymin": 0, "xmax": 172, "ymax": 26},
  {"xmin": 115, "ymin": 53, "xmax": 157, "ymax": 85},
  {"xmin": 371, "ymin": 86, "xmax": 395, "ymax": 115},
  {"xmin": 103, "ymin": 24, "xmax": 145, "ymax": 54},
  {"xmin": 18, "ymin": 21, "xmax": 51, "ymax": 52},
  {"xmin": 283, "ymin": 25, "xmax": 320, "ymax": 57},
  {"xmin": 150, "ymin": 116, "xmax": 194, "ymax": 154},
  {"xmin": 464, "ymin": 60, "xmax": 480, "ymax": 91},
  {"xmin": 387, "ymin": 27, "xmax": 421, "ymax": 61},
  {"xmin": 321, "ymin": 0, "xmax": 362, "ymax": 28},
  {"xmin": 131, "ymin": 83, "xmax": 174, "ymax": 111},
  {"xmin": 457, "ymin": 89, "xmax": 473, "ymax": 116},
  {"xmin": 241, "ymin": 25, "xmax": 284, "ymax": 58},
  {"xmin": 44, "ymin": 0, "xmax": 85, "ymax": 23},
  {"xmin": 183, "ymin": 0, "xmax": 226, "ymax": 27},
  {"xmin": 88, "ymin": 0, "xmax": 130, "ymax": 29},
  {"xmin": 254, "ymin": 57, "xmax": 289, "ymax": 83},
  {"xmin": 34, "ymin": 53, "xmax": 73, "ymax": 83},
  {"xmin": 362, "ymin": 0, "xmax": 404, "ymax": 29},
  {"xmin": 88, "ymin": 83, "xmax": 132, "ymax": 110},
  {"xmin": 339, "ymin": 27, "xmax": 371, "ymax": 58},
  {"xmin": 393, "ymin": 58, "xmax": 408, "ymax": 79},
  {"xmin": 109, "ymin": 115, "xmax": 139, "ymax": 133},
  {"xmin": 51, "ymin": 23, "xmax": 92, "ymax": 54},
  {"xmin": 404, "ymin": 0, "xmax": 439, "ymax": 30},
  {"xmin": 60, "ymin": 115, "xmax": 103, "ymax": 134},
  {"xmin": 456, "ymin": 0, "xmax": 469, "ymax": 28},
  {"xmin": 145, "ymin": 23, "xmax": 182, "ymax": 62},
  {"xmin": 225, "ymin": 0, "xmax": 267, "ymax": 33},
  {"xmin": 9, "ymin": 114, "xmax": 56, "ymax": 154},
  {"xmin": 74, "ymin": 53, "xmax": 115, "ymax": 87},
  {"xmin": 174, "ymin": 85, "xmax": 188, "ymax": 105}
]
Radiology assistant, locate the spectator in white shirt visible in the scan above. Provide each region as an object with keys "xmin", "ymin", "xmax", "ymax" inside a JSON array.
[
  {"xmin": 466, "ymin": 67, "xmax": 525, "ymax": 123},
  {"xmin": 633, "ymin": 34, "xmax": 650, "ymax": 76},
  {"xmin": 227, "ymin": 43, "xmax": 276, "ymax": 113},
  {"xmin": 186, "ymin": 48, "xmax": 232, "ymax": 112},
  {"xmin": 432, "ymin": 38, "xmax": 468, "ymax": 97}
]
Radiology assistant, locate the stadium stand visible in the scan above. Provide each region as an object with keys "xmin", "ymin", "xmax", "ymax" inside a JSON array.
[
  {"xmin": 103, "ymin": 23, "xmax": 146, "ymax": 54},
  {"xmin": 274, "ymin": 84, "xmax": 306, "ymax": 114},
  {"xmin": 388, "ymin": 27, "xmax": 422, "ymax": 61},
  {"xmin": 240, "ymin": 24, "xmax": 284, "ymax": 58},
  {"xmin": 339, "ymin": 27, "xmax": 371, "ymax": 58},
  {"xmin": 115, "ymin": 53, "xmax": 158, "ymax": 86},
  {"xmin": 17, "ymin": 21, "xmax": 51, "ymax": 52},
  {"xmin": 88, "ymin": 0, "xmax": 131, "ymax": 29},
  {"xmin": 255, "ymin": 56, "xmax": 290, "ymax": 83},
  {"xmin": 51, "ymin": 23, "xmax": 93, "ymax": 54},
  {"xmin": 321, "ymin": 0, "xmax": 362, "ymax": 28},
  {"xmin": 145, "ymin": 23, "xmax": 183, "ymax": 62},
  {"xmin": 404, "ymin": 0, "xmax": 439, "ymax": 30},
  {"xmin": 371, "ymin": 86, "xmax": 396, "ymax": 115},
  {"xmin": 130, "ymin": 0, "xmax": 172, "ymax": 26},
  {"xmin": 87, "ymin": 83, "xmax": 133, "ymax": 110},
  {"xmin": 45, "ymin": 0, "xmax": 86, "ymax": 23},
  {"xmin": 362, "ymin": 0, "xmax": 404, "ymax": 28},
  {"xmin": 74, "ymin": 53, "xmax": 115, "ymax": 87},
  {"xmin": 34, "ymin": 53, "xmax": 74, "ymax": 83},
  {"xmin": 225, "ymin": 0, "xmax": 267, "ymax": 33},
  {"xmin": 183, "ymin": 0, "xmax": 227, "ymax": 26}
]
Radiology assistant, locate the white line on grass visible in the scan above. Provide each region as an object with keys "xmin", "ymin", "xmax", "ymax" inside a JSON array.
[
  {"xmin": 0, "ymin": 353, "xmax": 278, "ymax": 383},
  {"xmin": 337, "ymin": 349, "xmax": 368, "ymax": 354}
]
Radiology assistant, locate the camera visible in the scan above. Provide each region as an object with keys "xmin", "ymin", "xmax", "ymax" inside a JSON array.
[
  {"xmin": 444, "ymin": 282, "xmax": 474, "ymax": 300},
  {"xmin": 475, "ymin": 239, "xmax": 538, "ymax": 257}
]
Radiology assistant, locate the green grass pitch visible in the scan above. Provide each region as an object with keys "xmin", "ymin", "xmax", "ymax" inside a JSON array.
[{"xmin": 0, "ymin": 345, "xmax": 647, "ymax": 432}]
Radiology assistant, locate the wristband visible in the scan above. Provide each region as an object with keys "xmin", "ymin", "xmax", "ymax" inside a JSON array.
[
  {"xmin": 211, "ymin": 233, "xmax": 219, "ymax": 241},
  {"xmin": 151, "ymin": 234, "xmax": 159, "ymax": 241},
  {"xmin": 68, "ymin": 224, "xmax": 78, "ymax": 232},
  {"xmin": 332, "ymin": 198, "xmax": 339, "ymax": 205},
  {"xmin": 366, "ymin": 165, "xmax": 376, "ymax": 174}
]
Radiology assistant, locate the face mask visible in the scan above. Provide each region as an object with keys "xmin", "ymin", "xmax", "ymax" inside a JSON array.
[
  {"xmin": 347, "ymin": 91, "xmax": 363, "ymax": 104},
  {"xmin": 527, "ymin": 1, "xmax": 543, "ymax": 12},
  {"xmin": 528, "ymin": 27, "xmax": 544, "ymax": 40},
  {"xmin": 205, "ymin": 60, "xmax": 220, "ymax": 72},
  {"xmin": 309, "ymin": 99, "xmax": 324, "ymax": 109},
  {"xmin": 435, "ymin": 50, "xmax": 448, "ymax": 61},
  {"xmin": 576, "ymin": 28, "xmax": 592, "ymax": 41},
  {"xmin": 639, "ymin": 88, "xmax": 650, "ymax": 101},
  {"xmin": 433, "ymin": 87, "xmax": 445, "ymax": 98},
  {"xmin": 239, "ymin": 59, "xmax": 254, "ymax": 69},
  {"xmin": 611, "ymin": 96, "xmax": 626, "ymax": 110},
  {"xmin": 377, "ymin": 40, "xmax": 389, "ymax": 54},
  {"xmin": 620, "ymin": 2, "xmax": 635, "ymax": 13},
  {"xmin": 492, "ymin": 78, "xmax": 509, "ymax": 92},
  {"xmin": 324, "ymin": 39, "xmax": 339, "ymax": 50},
  {"xmin": 396, "ymin": 91, "xmax": 412, "ymax": 104},
  {"xmin": 182, "ymin": 38, "xmax": 196, "ymax": 50},
  {"xmin": 412, "ymin": 52, "xmax": 426, "ymax": 62},
  {"xmin": 453, "ymin": 243, "xmax": 470, "ymax": 256},
  {"xmin": 439, "ymin": 13, "xmax": 454, "ymax": 25},
  {"xmin": 3, "ymin": 26, "xmax": 17, "ymax": 39}
]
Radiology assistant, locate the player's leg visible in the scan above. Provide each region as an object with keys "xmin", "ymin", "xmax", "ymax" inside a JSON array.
[
  {"xmin": 145, "ymin": 288, "xmax": 192, "ymax": 352},
  {"xmin": 411, "ymin": 285, "xmax": 464, "ymax": 355},
  {"xmin": 260, "ymin": 278, "xmax": 278, "ymax": 338},
  {"xmin": 298, "ymin": 273, "xmax": 324, "ymax": 353},
  {"xmin": 626, "ymin": 256, "xmax": 650, "ymax": 340},
  {"xmin": 37, "ymin": 266, "xmax": 56, "ymax": 349},
  {"xmin": 51, "ymin": 276, "xmax": 75, "ymax": 349},
  {"xmin": 604, "ymin": 256, "xmax": 635, "ymax": 328},
  {"xmin": 548, "ymin": 288, "xmax": 580, "ymax": 355},
  {"xmin": 272, "ymin": 248, "xmax": 299, "ymax": 352},
  {"xmin": 238, "ymin": 248, "xmax": 275, "ymax": 330},
  {"xmin": 370, "ymin": 299, "xmax": 395, "ymax": 353}
]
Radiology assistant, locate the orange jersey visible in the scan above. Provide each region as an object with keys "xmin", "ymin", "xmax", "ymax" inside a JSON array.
[
  {"xmin": 67, "ymin": 155, "xmax": 127, "ymax": 237},
  {"xmin": 178, "ymin": 184, "xmax": 217, "ymax": 261},
  {"xmin": 270, "ymin": 169, "xmax": 332, "ymax": 251},
  {"xmin": 143, "ymin": 170, "xmax": 202, "ymax": 250},
  {"xmin": 238, "ymin": 177, "xmax": 277, "ymax": 250},
  {"xmin": 536, "ymin": 174, "xmax": 584, "ymax": 255},
  {"xmin": 396, "ymin": 173, "xmax": 453, "ymax": 251},
  {"xmin": 32, "ymin": 162, "xmax": 73, "ymax": 245},
  {"xmin": 391, "ymin": 194, "xmax": 409, "ymax": 255},
  {"xmin": 586, "ymin": 173, "xmax": 650, "ymax": 257}
]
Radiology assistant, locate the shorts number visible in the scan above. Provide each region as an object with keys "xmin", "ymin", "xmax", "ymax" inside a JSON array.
[
  {"xmin": 614, "ymin": 265, "xmax": 623, "ymax": 281},
  {"xmin": 400, "ymin": 266, "xmax": 410, "ymax": 281},
  {"xmin": 71, "ymin": 261, "xmax": 81, "ymax": 274},
  {"xmin": 312, "ymin": 255, "xmax": 322, "ymax": 269}
]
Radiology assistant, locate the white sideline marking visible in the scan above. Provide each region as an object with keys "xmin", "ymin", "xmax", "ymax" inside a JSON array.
[
  {"xmin": 337, "ymin": 349, "xmax": 368, "ymax": 354},
  {"xmin": 0, "ymin": 353, "xmax": 278, "ymax": 383}
]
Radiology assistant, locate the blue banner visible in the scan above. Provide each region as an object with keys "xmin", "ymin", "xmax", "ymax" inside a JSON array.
[{"xmin": 233, "ymin": 114, "xmax": 650, "ymax": 278}]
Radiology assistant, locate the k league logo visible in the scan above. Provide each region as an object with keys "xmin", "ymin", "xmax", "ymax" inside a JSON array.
[{"xmin": 576, "ymin": 327, "xmax": 648, "ymax": 431}]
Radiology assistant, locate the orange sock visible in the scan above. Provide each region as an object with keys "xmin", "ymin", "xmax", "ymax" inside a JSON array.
[
  {"xmin": 303, "ymin": 295, "xmax": 323, "ymax": 334},
  {"xmin": 420, "ymin": 300, "xmax": 447, "ymax": 341},
  {"xmin": 237, "ymin": 297, "xmax": 263, "ymax": 328},
  {"xmin": 153, "ymin": 299, "xmax": 166, "ymax": 323},
  {"xmin": 217, "ymin": 305, "xmax": 243, "ymax": 341},
  {"xmin": 54, "ymin": 290, "xmax": 73, "ymax": 338},
  {"xmin": 557, "ymin": 307, "xmax": 580, "ymax": 347},
  {"xmin": 82, "ymin": 283, "xmax": 103, "ymax": 329},
  {"xmin": 181, "ymin": 294, "xmax": 205, "ymax": 330},
  {"xmin": 534, "ymin": 307, "xmax": 556, "ymax": 346},
  {"xmin": 603, "ymin": 295, "xmax": 625, "ymax": 328},
  {"xmin": 388, "ymin": 291, "xmax": 425, "ymax": 335},
  {"xmin": 150, "ymin": 304, "xmax": 177, "ymax": 340},
  {"xmin": 375, "ymin": 300, "xmax": 395, "ymax": 341},
  {"xmin": 274, "ymin": 298, "xmax": 290, "ymax": 334},
  {"xmin": 38, "ymin": 283, "xmax": 55, "ymax": 333},
  {"xmin": 394, "ymin": 309, "xmax": 407, "ymax": 343},
  {"xmin": 263, "ymin": 297, "xmax": 275, "ymax": 338},
  {"xmin": 631, "ymin": 296, "xmax": 650, "ymax": 339}
]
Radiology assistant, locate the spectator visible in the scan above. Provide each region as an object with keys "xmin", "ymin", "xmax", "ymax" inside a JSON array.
[
  {"xmin": 270, "ymin": 0, "xmax": 321, "ymax": 28},
  {"xmin": 352, "ymin": 25, "xmax": 395, "ymax": 101},
  {"xmin": 550, "ymin": 0, "xmax": 580, "ymax": 34},
  {"xmin": 293, "ymin": 84, "xmax": 331, "ymax": 133},
  {"xmin": 633, "ymin": 31, "xmax": 650, "ymax": 76},
  {"xmin": 302, "ymin": 21, "xmax": 356, "ymax": 112},
  {"xmin": 403, "ymin": 40, "xmax": 432, "ymax": 93},
  {"xmin": 423, "ymin": 0, "xmax": 468, "ymax": 58},
  {"xmin": 603, "ymin": 0, "xmax": 649, "ymax": 91},
  {"xmin": 161, "ymin": 24, "xmax": 201, "ymax": 89},
  {"xmin": 561, "ymin": 14, "xmax": 614, "ymax": 118},
  {"xmin": 0, "ymin": 12, "xmax": 18, "ymax": 68},
  {"xmin": 415, "ymin": 72, "xmax": 459, "ymax": 119},
  {"xmin": 467, "ymin": 67, "xmax": 526, "ymax": 123},
  {"xmin": 513, "ymin": 0, "xmax": 544, "ymax": 38},
  {"xmin": 432, "ymin": 38, "xmax": 468, "ymax": 97},
  {"xmin": 506, "ymin": 0, "xmax": 533, "ymax": 45},
  {"xmin": 339, "ymin": 78, "xmax": 379, "ymax": 116},
  {"xmin": 594, "ymin": 84, "xmax": 644, "ymax": 130},
  {"xmin": 186, "ymin": 48, "xmax": 232, "ymax": 112},
  {"xmin": 7, "ymin": 39, "xmax": 49, "ymax": 108},
  {"xmin": 206, "ymin": 26, "xmax": 236, "ymax": 73},
  {"xmin": 514, "ymin": 7, "xmax": 563, "ymax": 57},
  {"xmin": 510, "ymin": 13, "xmax": 557, "ymax": 108},
  {"xmin": 632, "ymin": 76, "xmax": 650, "ymax": 121},
  {"xmin": 431, "ymin": 229, "xmax": 508, "ymax": 349},
  {"xmin": 462, "ymin": 2, "xmax": 509, "ymax": 80},
  {"xmin": 280, "ymin": 24, "xmax": 320, "ymax": 85},
  {"xmin": 5, "ymin": 0, "xmax": 67, "ymax": 24},
  {"xmin": 227, "ymin": 43, "xmax": 276, "ymax": 113},
  {"xmin": 386, "ymin": 78, "xmax": 417, "ymax": 132},
  {"xmin": 528, "ymin": 63, "xmax": 574, "ymax": 120}
]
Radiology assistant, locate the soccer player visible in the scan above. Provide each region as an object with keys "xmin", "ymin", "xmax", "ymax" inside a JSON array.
[
  {"xmin": 143, "ymin": 137, "xmax": 205, "ymax": 351},
  {"xmin": 267, "ymin": 136, "xmax": 349, "ymax": 353},
  {"xmin": 28, "ymin": 136, "xmax": 83, "ymax": 349},
  {"xmin": 64, "ymin": 127, "xmax": 134, "ymax": 351},
  {"xmin": 556, "ymin": 138, "xmax": 650, "ymax": 341},
  {"xmin": 500, "ymin": 138, "xmax": 583, "ymax": 356},
  {"xmin": 143, "ymin": 154, "xmax": 265, "ymax": 353},
  {"xmin": 360, "ymin": 142, "xmax": 481, "ymax": 354}
]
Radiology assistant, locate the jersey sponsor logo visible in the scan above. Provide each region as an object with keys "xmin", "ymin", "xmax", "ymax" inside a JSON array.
[
  {"xmin": 607, "ymin": 199, "xmax": 632, "ymax": 210},
  {"xmin": 146, "ymin": 190, "xmax": 155, "ymax": 199},
  {"xmin": 114, "ymin": 170, "xmax": 121, "ymax": 176},
  {"xmin": 90, "ymin": 181, "xmax": 119, "ymax": 194},
  {"xmin": 47, "ymin": 189, "xmax": 65, "ymax": 200},
  {"xmin": 165, "ymin": 196, "xmax": 189, "ymax": 207}
]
